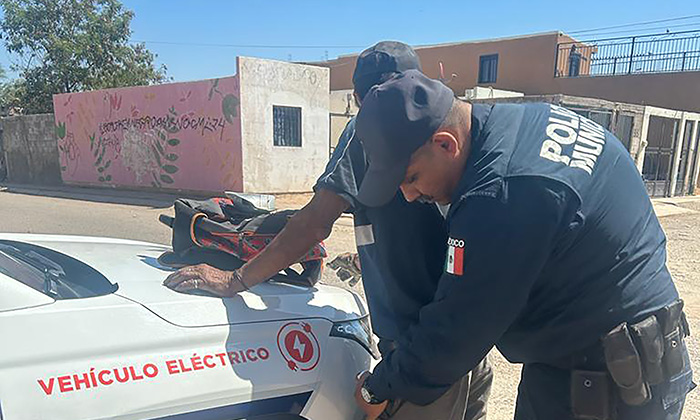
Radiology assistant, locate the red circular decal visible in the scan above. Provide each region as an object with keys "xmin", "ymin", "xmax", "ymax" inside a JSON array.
[{"xmin": 277, "ymin": 322, "xmax": 321, "ymax": 372}]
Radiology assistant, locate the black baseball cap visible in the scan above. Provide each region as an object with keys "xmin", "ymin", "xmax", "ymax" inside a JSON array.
[
  {"xmin": 352, "ymin": 41, "xmax": 422, "ymax": 96},
  {"xmin": 356, "ymin": 70, "xmax": 454, "ymax": 207}
]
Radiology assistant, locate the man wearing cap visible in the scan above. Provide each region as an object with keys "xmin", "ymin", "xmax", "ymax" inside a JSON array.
[
  {"xmin": 352, "ymin": 69, "xmax": 693, "ymax": 420},
  {"xmin": 164, "ymin": 42, "xmax": 492, "ymax": 420}
]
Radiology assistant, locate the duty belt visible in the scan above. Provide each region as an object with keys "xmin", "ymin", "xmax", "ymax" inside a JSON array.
[
  {"xmin": 548, "ymin": 299, "xmax": 689, "ymax": 372},
  {"xmin": 549, "ymin": 299, "xmax": 690, "ymax": 419}
]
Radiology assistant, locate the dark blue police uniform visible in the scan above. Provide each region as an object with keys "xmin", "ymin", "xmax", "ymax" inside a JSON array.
[
  {"xmin": 315, "ymin": 118, "xmax": 448, "ymax": 344},
  {"xmin": 365, "ymin": 103, "xmax": 693, "ymax": 419}
]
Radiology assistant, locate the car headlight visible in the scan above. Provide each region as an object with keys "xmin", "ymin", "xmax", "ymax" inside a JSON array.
[{"xmin": 330, "ymin": 316, "xmax": 380, "ymax": 359}]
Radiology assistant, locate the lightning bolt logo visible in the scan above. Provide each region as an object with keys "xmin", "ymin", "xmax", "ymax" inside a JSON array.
[
  {"xmin": 277, "ymin": 322, "xmax": 321, "ymax": 372},
  {"xmin": 293, "ymin": 334, "xmax": 307, "ymax": 359}
]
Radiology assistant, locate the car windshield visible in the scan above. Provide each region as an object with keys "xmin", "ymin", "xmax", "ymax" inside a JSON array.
[
  {"xmin": 0, "ymin": 240, "xmax": 118, "ymax": 299},
  {"xmin": 0, "ymin": 247, "xmax": 46, "ymax": 293}
]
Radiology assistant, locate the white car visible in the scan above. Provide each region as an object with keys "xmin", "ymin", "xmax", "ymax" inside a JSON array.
[{"xmin": 0, "ymin": 234, "xmax": 373, "ymax": 420}]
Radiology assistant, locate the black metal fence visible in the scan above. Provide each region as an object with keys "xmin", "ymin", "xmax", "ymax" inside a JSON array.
[{"xmin": 555, "ymin": 30, "xmax": 700, "ymax": 78}]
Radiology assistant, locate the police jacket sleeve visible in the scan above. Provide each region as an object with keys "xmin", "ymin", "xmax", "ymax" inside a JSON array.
[{"xmin": 366, "ymin": 177, "xmax": 580, "ymax": 405}]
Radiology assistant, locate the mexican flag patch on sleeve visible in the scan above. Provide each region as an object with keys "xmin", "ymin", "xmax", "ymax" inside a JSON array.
[{"xmin": 446, "ymin": 237, "xmax": 465, "ymax": 275}]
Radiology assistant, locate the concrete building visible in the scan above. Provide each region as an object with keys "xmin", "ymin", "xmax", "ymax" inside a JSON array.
[
  {"xmin": 316, "ymin": 31, "xmax": 700, "ymax": 197},
  {"xmin": 27, "ymin": 56, "xmax": 331, "ymax": 194},
  {"xmin": 319, "ymin": 31, "xmax": 700, "ymax": 113},
  {"xmin": 237, "ymin": 57, "xmax": 330, "ymax": 193}
]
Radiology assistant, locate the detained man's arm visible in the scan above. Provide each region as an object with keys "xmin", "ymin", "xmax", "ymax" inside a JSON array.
[
  {"xmin": 239, "ymin": 189, "xmax": 349, "ymax": 285},
  {"xmin": 163, "ymin": 188, "xmax": 349, "ymax": 296},
  {"xmin": 365, "ymin": 178, "xmax": 579, "ymax": 405}
]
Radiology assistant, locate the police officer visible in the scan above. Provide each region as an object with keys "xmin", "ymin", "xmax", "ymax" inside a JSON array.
[
  {"xmin": 351, "ymin": 70, "xmax": 694, "ymax": 420},
  {"xmin": 164, "ymin": 42, "xmax": 492, "ymax": 420}
]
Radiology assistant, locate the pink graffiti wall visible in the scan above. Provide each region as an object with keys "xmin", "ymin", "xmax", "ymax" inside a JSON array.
[{"xmin": 53, "ymin": 77, "xmax": 243, "ymax": 192}]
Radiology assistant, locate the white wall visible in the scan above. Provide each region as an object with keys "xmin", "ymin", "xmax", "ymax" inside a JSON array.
[
  {"xmin": 238, "ymin": 56, "xmax": 330, "ymax": 193},
  {"xmin": 329, "ymin": 89, "xmax": 358, "ymax": 151},
  {"xmin": 463, "ymin": 86, "xmax": 524, "ymax": 100}
]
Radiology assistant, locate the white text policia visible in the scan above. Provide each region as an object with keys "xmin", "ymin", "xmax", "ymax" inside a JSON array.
[{"xmin": 539, "ymin": 105, "xmax": 607, "ymax": 175}]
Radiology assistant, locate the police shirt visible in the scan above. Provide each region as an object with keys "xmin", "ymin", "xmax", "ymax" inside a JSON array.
[
  {"xmin": 315, "ymin": 118, "xmax": 447, "ymax": 343},
  {"xmin": 366, "ymin": 102, "xmax": 679, "ymax": 405}
]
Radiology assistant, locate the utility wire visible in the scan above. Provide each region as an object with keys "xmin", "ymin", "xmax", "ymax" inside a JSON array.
[
  {"xmin": 568, "ymin": 14, "xmax": 700, "ymax": 35},
  {"xmin": 574, "ymin": 23, "xmax": 700, "ymax": 40}
]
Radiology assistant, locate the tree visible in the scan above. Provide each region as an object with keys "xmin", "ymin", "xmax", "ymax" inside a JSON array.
[
  {"xmin": 0, "ymin": 78, "xmax": 25, "ymax": 115},
  {"xmin": 0, "ymin": 0, "xmax": 168, "ymax": 114},
  {"xmin": 0, "ymin": 63, "xmax": 20, "ymax": 115}
]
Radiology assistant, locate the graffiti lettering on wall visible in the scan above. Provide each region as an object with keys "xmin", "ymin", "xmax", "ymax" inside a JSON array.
[
  {"xmin": 53, "ymin": 76, "xmax": 243, "ymax": 191},
  {"xmin": 240, "ymin": 60, "xmax": 320, "ymax": 87},
  {"xmin": 99, "ymin": 114, "xmax": 227, "ymax": 137},
  {"xmin": 104, "ymin": 92, "xmax": 123, "ymax": 119}
]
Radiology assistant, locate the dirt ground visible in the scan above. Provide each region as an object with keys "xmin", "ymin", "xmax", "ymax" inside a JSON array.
[{"xmin": 309, "ymin": 195, "xmax": 700, "ymax": 420}]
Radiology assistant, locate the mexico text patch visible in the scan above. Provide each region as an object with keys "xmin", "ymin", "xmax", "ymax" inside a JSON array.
[{"xmin": 446, "ymin": 237, "xmax": 464, "ymax": 275}]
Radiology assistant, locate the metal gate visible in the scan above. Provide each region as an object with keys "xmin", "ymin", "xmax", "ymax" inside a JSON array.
[
  {"xmin": 687, "ymin": 124, "xmax": 700, "ymax": 195},
  {"xmin": 674, "ymin": 121, "xmax": 696, "ymax": 196},
  {"xmin": 642, "ymin": 116, "xmax": 679, "ymax": 197},
  {"xmin": 614, "ymin": 114, "xmax": 635, "ymax": 151}
]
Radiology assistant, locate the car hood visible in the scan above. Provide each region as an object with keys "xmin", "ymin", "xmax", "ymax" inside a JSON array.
[{"xmin": 0, "ymin": 234, "xmax": 367, "ymax": 327}]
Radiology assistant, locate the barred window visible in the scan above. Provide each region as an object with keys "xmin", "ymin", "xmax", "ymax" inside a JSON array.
[
  {"xmin": 273, "ymin": 106, "xmax": 302, "ymax": 147},
  {"xmin": 478, "ymin": 54, "xmax": 499, "ymax": 84}
]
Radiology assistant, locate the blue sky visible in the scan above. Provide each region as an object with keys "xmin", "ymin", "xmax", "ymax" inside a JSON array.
[{"xmin": 2, "ymin": 0, "xmax": 699, "ymax": 82}]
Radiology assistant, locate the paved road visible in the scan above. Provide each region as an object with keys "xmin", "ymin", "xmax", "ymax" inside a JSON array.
[
  {"xmin": 0, "ymin": 185, "xmax": 353, "ymax": 245},
  {"xmin": 0, "ymin": 189, "xmax": 174, "ymax": 244}
]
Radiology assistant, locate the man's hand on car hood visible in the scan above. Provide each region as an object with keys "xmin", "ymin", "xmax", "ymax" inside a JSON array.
[{"xmin": 163, "ymin": 264, "xmax": 246, "ymax": 297}]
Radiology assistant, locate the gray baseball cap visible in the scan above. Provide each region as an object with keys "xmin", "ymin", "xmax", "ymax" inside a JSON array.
[
  {"xmin": 352, "ymin": 41, "xmax": 422, "ymax": 95},
  {"xmin": 355, "ymin": 70, "xmax": 454, "ymax": 207}
]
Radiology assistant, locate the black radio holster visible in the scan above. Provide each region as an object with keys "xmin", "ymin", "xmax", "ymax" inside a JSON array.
[
  {"xmin": 656, "ymin": 300, "xmax": 687, "ymax": 378},
  {"xmin": 602, "ymin": 322, "xmax": 651, "ymax": 406},
  {"xmin": 629, "ymin": 315, "xmax": 665, "ymax": 385}
]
